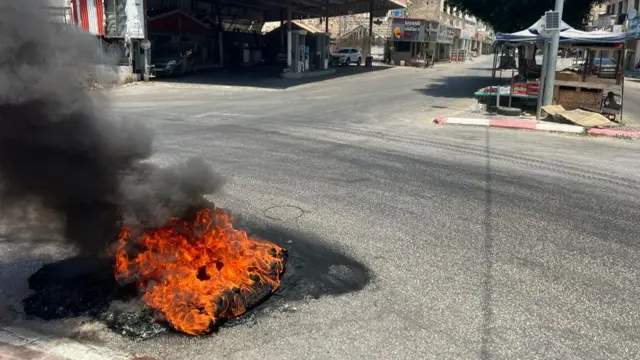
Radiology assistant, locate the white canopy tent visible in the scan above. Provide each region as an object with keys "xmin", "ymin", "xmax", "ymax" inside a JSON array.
[
  {"xmin": 488, "ymin": 16, "xmax": 626, "ymax": 121},
  {"xmin": 494, "ymin": 17, "xmax": 626, "ymax": 45}
]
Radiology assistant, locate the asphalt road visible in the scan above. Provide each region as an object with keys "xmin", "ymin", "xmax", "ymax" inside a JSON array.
[
  {"xmin": 623, "ymin": 78, "xmax": 640, "ymax": 128},
  {"xmin": 2, "ymin": 57, "xmax": 640, "ymax": 359}
]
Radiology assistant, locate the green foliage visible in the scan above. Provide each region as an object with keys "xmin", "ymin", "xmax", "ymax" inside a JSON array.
[{"xmin": 444, "ymin": 0, "xmax": 605, "ymax": 33}]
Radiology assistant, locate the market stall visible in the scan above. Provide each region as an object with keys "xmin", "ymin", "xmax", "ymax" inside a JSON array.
[{"xmin": 475, "ymin": 17, "xmax": 626, "ymax": 120}]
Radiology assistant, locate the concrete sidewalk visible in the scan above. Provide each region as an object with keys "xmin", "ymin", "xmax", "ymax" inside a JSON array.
[
  {"xmin": 434, "ymin": 115, "xmax": 640, "ymax": 139},
  {"xmin": 625, "ymin": 71, "xmax": 640, "ymax": 79},
  {"xmin": 0, "ymin": 327, "xmax": 156, "ymax": 360}
]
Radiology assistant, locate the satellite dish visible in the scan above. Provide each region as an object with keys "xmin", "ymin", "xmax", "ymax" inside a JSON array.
[{"xmin": 629, "ymin": 8, "xmax": 638, "ymax": 20}]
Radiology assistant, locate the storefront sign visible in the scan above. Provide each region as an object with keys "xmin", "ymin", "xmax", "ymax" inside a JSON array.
[
  {"xmin": 391, "ymin": 18, "xmax": 425, "ymax": 42},
  {"xmin": 424, "ymin": 21, "xmax": 440, "ymax": 42},
  {"xmin": 390, "ymin": 18, "xmax": 459, "ymax": 44},
  {"xmin": 461, "ymin": 31, "xmax": 473, "ymax": 40},
  {"xmin": 437, "ymin": 25, "xmax": 455, "ymax": 44},
  {"xmin": 126, "ymin": 0, "xmax": 146, "ymax": 39}
]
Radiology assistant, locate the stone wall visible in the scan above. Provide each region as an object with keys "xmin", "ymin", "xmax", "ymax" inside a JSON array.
[
  {"xmin": 404, "ymin": 0, "xmax": 442, "ymax": 20},
  {"xmin": 295, "ymin": 14, "xmax": 391, "ymax": 39},
  {"xmin": 262, "ymin": 14, "xmax": 391, "ymax": 52},
  {"xmin": 261, "ymin": 0, "xmax": 488, "ymax": 51},
  {"xmin": 90, "ymin": 65, "xmax": 138, "ymax": 86}
]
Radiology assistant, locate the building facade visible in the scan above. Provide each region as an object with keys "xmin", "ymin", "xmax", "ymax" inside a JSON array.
[
  {"xmin": 47, "ymin": 0, "xmax": 74, "ymax": 24},
  {"xmin": 590, "ymin": 0, "xmax": 632, "ymax": 31},
  {"xmin": 393, "ymin": 0, "xmax": 493, "ymax": 59},
  {"xmin": 274, "ymin": 0, "xmax": 493, "ymax": 63},
  {"xmin": 590, "ymin": 0, "xmax": 640, "ymax": 71}
]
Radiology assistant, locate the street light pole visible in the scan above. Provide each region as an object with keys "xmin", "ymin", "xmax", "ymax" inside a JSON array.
[
  {"xmin": 542, "ymin": 0, "xmax": 565, "ymax": 105},
  {"xmin": 536, "ymin": 39, "xmax": 550, "ymax": 120}
]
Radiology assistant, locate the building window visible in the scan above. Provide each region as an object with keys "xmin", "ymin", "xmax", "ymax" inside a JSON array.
[
  {"xmin": 636, "ymin": 0, "xmax": 640, "ymax": 11},
  {"xmin": 612, "ymin": 3, "xmax": 616, "ymax": 14},
  {"xmin": 607, "ymin": 5, "xmax": 611, "ymax": 14},
  {"xmin": 618, "ymin": 2, "xmax": 623, "ymax": 14}
]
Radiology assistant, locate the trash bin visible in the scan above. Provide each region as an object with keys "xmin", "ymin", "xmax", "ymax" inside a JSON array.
[{"xmin": 365, "ymin": 55, "xmax": 373, "ymax": 67}]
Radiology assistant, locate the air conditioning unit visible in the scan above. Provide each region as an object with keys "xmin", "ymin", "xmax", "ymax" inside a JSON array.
[{"xmin": 545, "ymin": 11, "xmax": 561, "ymax": 31}]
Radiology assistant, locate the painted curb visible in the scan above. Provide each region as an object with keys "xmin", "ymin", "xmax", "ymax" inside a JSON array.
[
  {"xmin": 587, "ymin": 127, "xmax": 640, "ymax": 139},
  {"xmin": 535, "ymin": 122, "xmax": 585, "ymax": 134},
  {"xmin": 434, "ymin": 116, "xmax": 448, "ymax": 124},
  {"xmin": 434, "ymin": 116, "xmax": 639, "ymax": 139},
  {"xmin": 489, "ymin": 119, "xmax": 537, "ymax": 130}
]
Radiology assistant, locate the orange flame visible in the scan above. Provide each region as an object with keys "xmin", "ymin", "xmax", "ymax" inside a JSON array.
[{"xmin": 114, "ymin": 208, "xmax": 286, "ymax": 335}]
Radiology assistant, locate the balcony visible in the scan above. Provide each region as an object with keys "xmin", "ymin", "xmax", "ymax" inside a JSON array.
[
  {"xmin": 45, "ymin": 5, "xmax": 72, "ymax": 25},
  {"xmin": 591, "ymin": 14, "xmax": 617, "ymax": 31},
  {"xmin": 440, "ymin": 13, "xmax": 463, "ymax": 30}
]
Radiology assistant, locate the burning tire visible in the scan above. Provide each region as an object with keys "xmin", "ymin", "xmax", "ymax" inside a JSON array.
[{"xmin": 114, "ymin": 207, "xmax": 287, "ymax": 335}]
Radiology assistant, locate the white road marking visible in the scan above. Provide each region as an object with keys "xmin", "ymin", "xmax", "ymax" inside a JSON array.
[{"xmin": 193, "ymin": 112, "xmax": 257, "ymax": 118}]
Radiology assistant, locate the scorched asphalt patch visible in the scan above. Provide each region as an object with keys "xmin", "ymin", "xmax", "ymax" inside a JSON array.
[{"xmin": 22, "ymin": 225, "xmax": 370, "ymax": 340}]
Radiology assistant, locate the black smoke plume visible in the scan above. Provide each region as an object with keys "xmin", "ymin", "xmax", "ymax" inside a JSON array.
[{"xmin": 0, "ymin": 0, "xmax": 224, "ymax": 255}]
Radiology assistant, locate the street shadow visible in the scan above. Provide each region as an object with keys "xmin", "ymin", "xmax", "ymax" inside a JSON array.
[
  {"xmin": 413, "ymin": 75, "xmax": 497, "ymax": 99},
  {"xmin": 244, "ymin": 224, "xmax": 372, "ymax": 302},
  {"xmin": 153, "ymin": 63, "xmax": 393, "ymax": 90}
]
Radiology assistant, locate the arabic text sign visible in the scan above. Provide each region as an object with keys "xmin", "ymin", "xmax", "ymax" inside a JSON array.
[
  {"xmin": 391, "ymin": 18, "xmax": 425, "ymax": 42},
  {"xmin": 437, "ymin": 25, "xmax": 455, "ymax": 44},
  {"xmin": 126, "ymin": 0, "xmax": 145, "ymax": 39}
]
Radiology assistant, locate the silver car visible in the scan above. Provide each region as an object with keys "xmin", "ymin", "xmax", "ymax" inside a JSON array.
[{"xmin": 589, "ymin": 57, "xmax": 618, "ymax": 79}]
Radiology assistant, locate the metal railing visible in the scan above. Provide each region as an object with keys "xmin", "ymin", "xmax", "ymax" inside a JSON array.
[
  {"xmin": 591, "ymin": 14, "xmax": 616, "ymax": 30},
  {"xmin": 45, "ymin": 6, "xmax": 72, "ymax": 25}
]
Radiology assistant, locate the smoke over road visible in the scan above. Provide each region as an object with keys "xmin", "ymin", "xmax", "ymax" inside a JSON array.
[{"xmin": 0, "ymin": 0, "xmax": 224, "ymax": 255}]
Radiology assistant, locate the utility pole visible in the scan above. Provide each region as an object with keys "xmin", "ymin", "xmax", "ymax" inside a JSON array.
[
  {"xmin": 536, "ymin": 39, "xmax": 550, "ymax": 120},
  {"xmin": 143, "ymin": 1, "xmax": 150, "ymax": 82},
  {"xmin": 287, "ymin": 0, "xmax": 292, "ymax": 69},
  {"xmin": 542, "ymin": 0, "xmax": 565, "ymax": 105},
  {"xmin": 368, "ymin": 0, "xmax": 373, "ymax": 56}
]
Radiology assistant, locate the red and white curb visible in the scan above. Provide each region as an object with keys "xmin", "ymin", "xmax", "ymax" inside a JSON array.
[
  {"xmin": 0, "ymin": 326, "xmax": 156, "ymax": 360},
  {"xmin": 586, "ymin": 127, "xmax": 640, "ymax": 139},
  {"xmin": 434, "ymin": 116, "xmax": 640, "ymax": 138}
]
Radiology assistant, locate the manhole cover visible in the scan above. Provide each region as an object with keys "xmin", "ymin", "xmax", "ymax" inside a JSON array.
[{"xmin": 262, "ymin": 205, "xmax": 304, "ymax": 220}]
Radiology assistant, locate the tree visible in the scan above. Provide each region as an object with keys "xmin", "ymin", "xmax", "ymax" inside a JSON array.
[{"xmin": 444, "ymin": 0, "xmax": 605, "ymax": 33}]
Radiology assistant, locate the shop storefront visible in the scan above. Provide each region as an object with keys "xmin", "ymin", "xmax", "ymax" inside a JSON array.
[
  {"xmin": 473, "ymin": 31, "xmax": 492, "ymax": 55},
  {"xmin": 436, "ymin": 24, "xmax": 455, "ymax": 62},
  {"xmin": 388, "ymin": 17, "xmax": 438, "ymax": 66},
  {"xmin": 450, "ymin": 27, "xmax": 473, "ymax": 61},
  {"xmin": 461, "ymin": 28, "xmax": 474, "ymax": 51}
]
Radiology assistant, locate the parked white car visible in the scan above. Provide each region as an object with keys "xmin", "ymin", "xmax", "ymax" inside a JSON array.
[{"xmin": 331, "ymin": 48, "xmax": 362, "ymax": 66}]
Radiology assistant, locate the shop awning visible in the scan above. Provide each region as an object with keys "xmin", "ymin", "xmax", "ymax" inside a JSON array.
[{"xmin": 148, "ymin": 9, "xmax": 212, "ymax": 35}]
